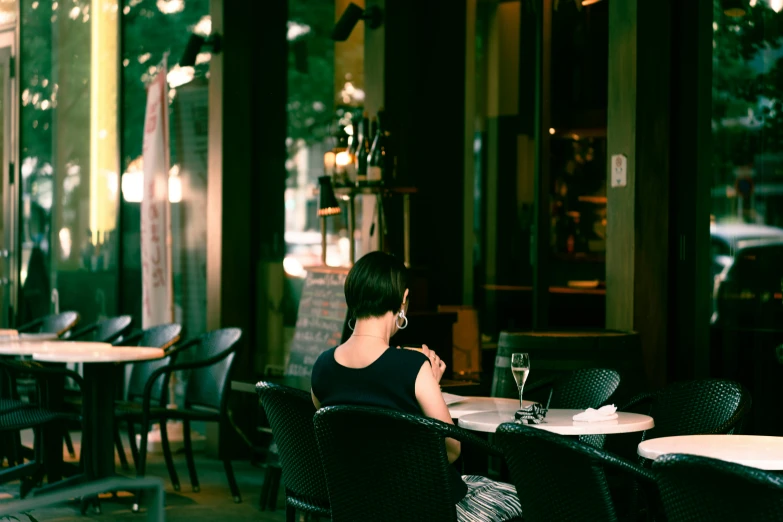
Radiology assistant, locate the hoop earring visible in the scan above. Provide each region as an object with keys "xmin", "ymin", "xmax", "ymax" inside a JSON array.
[
  {"xmin": 348, "ymin": 318, "xmax": 356, "ymax": 331},
  {"xmin": 396, "ymin": 310, "xmax": 408, "ymax": 330}
]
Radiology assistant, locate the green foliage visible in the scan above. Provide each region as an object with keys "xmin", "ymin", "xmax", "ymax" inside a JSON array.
[
  {"xmin": 287, "ymin": 0, "xmax": 337, "ymax": 148},
  {"xmin": 121, "ymin": 0, "xmax": 209, "ymax": 169},
  {"xmin": 20, "ymin": 0, "xmax": 341, "ymax": 171},
  {"xmin": 713, "ymin": 0, "xmax": 783, "ymax": 183},
  {"xmin": 20, "ymin": 0, "xmax": 57, "ymax": 166}
]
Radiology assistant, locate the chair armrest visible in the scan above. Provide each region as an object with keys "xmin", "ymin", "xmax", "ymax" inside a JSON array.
[
  {"xmin": 16, "ymin": 317, "xmax": 43, "ymax": 333},
  {"xmin": 601, "ymin": 449, "xmax": 657, "ymax": 485},
  {"xmin": 413, "ymin": 416, "xmax": 503, "ymax": 457},
  {"xmin": 164, "ymin": 337, "xmax": 200, "ymax": 359},
  {"xmin": 524, "ymin": 375, "xmax": 557, "ymax": 395},
  {"xmin": 113, "ymin": 329, "xmax": 144, "ymax": 346},
  {"xmin": 620, "ymin": 390, "xmax": 655, "ymax": 412},
  {"xmin": 140, "ymin": 348, "xmax": 235, "ymax": 413},
  {"xmin": 0, "ymin": 359, "xmax": 84, "ymax": 389},
  {"xmin": 68, "ymin": 322, "xmax": 98, "ymax": 340}
]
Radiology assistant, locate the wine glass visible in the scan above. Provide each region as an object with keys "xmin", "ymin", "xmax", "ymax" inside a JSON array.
[{"xmin": 511, "ymin": 353, "xmax": 530, "ymax": 409}]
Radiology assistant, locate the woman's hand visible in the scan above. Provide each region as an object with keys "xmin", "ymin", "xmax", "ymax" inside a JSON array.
[{"xmin": 421, "ymin": 344, "xmax": 447, "ymax": 383}]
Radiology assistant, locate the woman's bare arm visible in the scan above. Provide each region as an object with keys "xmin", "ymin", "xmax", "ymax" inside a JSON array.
[
  {"xmin": 311, "ymin": 390, "xmax": 321, "ymax": 409},
  {"xmin": 414, "ymin": 362, "xmax": 461, "ymax": 463}
]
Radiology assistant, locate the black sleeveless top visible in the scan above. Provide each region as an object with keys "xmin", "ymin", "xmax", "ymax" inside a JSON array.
[{"xmin": 311, "ymin": 347, "xmax": 468, "ymax": 504}]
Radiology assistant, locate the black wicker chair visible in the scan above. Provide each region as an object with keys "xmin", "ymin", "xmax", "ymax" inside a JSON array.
[
  {"xmin": 605, "ymin": 379, "xmax": 752, "ymax": 462},
  {"xmin": 0, "ymin": 407, "xmax": 73, "ymax": 496},
  {"xmin": 69, "ymin": 315, "xmax": 133, "ymax": 343},
  {"xmin": 0, "ymin": 359, "xmax": 84, "ymax": 497},
  {"xmin": 501, "ymin": 368, "xmax": 621, "ymax": 448},
  {"xmin": 313, "ymin": 405, "xmax": 516, "ymax": 522},
  {"xmin": 256, "ymin": 382, "xmax": 330, "ymax": 521},
  {"xmin": 17, "ymin": 311, "xmax": 80, "ymax": 337},
  {"xmin": 496, "ymin": 422, "xmax": 658, "ymax": 522},
  {"xmin": 653, "ymin": 454, "xmax": 783, "ymax": 521},
  {"xmin": 6, "ymin": 311, "xmax": 79, "ymax": 458},
  {"xmin": 133, "ymin": 328, "xmax": 242, "ymax": 510},
  {"xmin": 547, "ymin": 368, "xmax": 621, "ymax": 409},
  {"xmin": 112, "ymin": 323, "xmax": 182, "ymax": 470}
]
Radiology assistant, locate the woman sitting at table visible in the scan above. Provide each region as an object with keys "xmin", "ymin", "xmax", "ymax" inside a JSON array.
[{"xmin": 311, "ymin": 251, "xmax": 523, "ymax": 522}]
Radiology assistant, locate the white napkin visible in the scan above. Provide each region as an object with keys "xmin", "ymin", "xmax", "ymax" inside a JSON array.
[{"xmin": 573, "ymin": 404, "xmax": 618, "ymax": 422}]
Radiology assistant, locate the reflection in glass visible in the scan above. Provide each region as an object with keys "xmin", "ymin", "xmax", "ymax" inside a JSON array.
[
  {"xmin": 279, "ymin": 0, "xmax": 365, "ymax": 371},
  {"xmin": 710, "ymin": 0, "xmax": 783, "ymax": 436},
  {"xmin": 19, "ymin": 0, "xmax": 119, "ymax": 324},
  {"xmin": 121, "ymin": 0, "xmax": 210, "ymax": 339}
]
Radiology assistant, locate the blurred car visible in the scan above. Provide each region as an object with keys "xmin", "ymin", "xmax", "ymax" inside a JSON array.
[
  {"xmin": 712, "ymin": 238, "xmax": 783, "ymax": 328},
  {"xmin": 711, "ymin": 223, "xmax": 783, "ymax": 282}
]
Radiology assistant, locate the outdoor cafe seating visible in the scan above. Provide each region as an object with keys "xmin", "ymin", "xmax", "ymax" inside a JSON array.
[{"xmin": 2, "ymin": 312, "xmax": 783, "ymax": 522}]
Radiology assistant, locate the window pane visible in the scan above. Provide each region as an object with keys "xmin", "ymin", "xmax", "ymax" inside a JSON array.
[
  {"xmin": 711, "ymin": 0, "xmax": 783, "ymax": 435},
  {"xmin": 120, "ymin": 0, "xmax": 209, "ymax": 338},
  {"xmin": 19, "ymin": 0, "xmax": 120, "ymax": 324},
  {"xmin": 281, "ymin": 0, "xmax": 364, "ymax": 370},
  {"xmin": 548, "ymin": 0, "xmax": 607, "ymax": 329}
]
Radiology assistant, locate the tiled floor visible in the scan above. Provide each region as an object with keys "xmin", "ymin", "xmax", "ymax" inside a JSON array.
[{"xmin": 0, "ymin": 431, "xmax": 288, "ymax": 521}]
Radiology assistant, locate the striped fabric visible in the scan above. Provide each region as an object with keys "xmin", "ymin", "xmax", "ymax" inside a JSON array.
[{"xmin": 456, "ymin": 475, "xmax": 523, "ymax": 522}]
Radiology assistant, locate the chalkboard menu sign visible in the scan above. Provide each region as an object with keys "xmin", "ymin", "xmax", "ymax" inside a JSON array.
[{"xmin": 285, "ymin": 267, "xmax": 350, "ymax": 377}]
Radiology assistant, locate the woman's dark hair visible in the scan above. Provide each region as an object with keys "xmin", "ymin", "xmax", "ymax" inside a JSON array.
[{"xmin": 344, "ymin": 251, "xmax": 408, "ymax": 320}]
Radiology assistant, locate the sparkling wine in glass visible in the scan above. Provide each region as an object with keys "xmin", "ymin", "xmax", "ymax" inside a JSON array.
[{"xmin": 511, "ymin": 353, "xmax": 530, "ymax": 409}]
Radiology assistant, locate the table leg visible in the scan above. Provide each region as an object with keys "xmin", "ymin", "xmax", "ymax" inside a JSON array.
[
  {"xmin": 83, "ymin": 363, "xmax": 116, "ymax": 480},
  {"xmin": 43, "ymin": 371, "xmax": 65, "ymax": 483}
]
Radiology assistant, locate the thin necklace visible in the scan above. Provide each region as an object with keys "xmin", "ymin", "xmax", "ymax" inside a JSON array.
[{"xmin": 352, "ymin": 333, "xmax": 389, "ymax": 342}]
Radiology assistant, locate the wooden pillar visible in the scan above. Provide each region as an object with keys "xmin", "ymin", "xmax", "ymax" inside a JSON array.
[
  {"xmin": 382, "ymin": 0, "xmax": 466, "ymax": 306},
  {"xmin": 207, "ymin": 0, "xmax": 287, "ymax": 457},
  {"xmin": 606, "ymin": 0, "xmax": 672, "ymax": 388}
]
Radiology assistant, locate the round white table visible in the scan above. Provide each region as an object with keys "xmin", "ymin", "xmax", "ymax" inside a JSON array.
[
  {"xmin": 448, "ymin": 397, "xmax": 532, "ymax": 419},
  {"xmin": 2, "ymin": 341, "xmax": 165, "ymax": 484},
  {"xmin": 0, "ymin": 337, "xmax": 73, "ymax": 355},
  {"xmin": 0, "ymin": 331, "xmax": 59, "ymax": 343},
  {"xmin": 638, "ymin": 435, "xmax": 783, "ymax": 470},
  {"xmin": 32, "ymin": 344, "xmax": 163, "ymax": 363},
  {"xmin": 458, "ymin": 408, "xmax": 654, "ymax": 435},
  {"xmin": 30, "ymin": 344, "xmax": 165, "ymax": 481}
]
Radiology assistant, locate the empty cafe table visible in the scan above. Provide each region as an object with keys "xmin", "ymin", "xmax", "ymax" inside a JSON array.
[
  {"xmin": 0, "ymin": 338, "xmax": 83, "ymax": 356},
  {"xmin": 29, "ymin": 343, "xmax": 165, "ymax": 483},
  {"xmin": 458, "ymin": 408, "xmax": 654, "ymax": 435},
  {"xmin": 638, "ymin": 435, "xmax": 783, "ymax": 471},
  {"xmin": 0, "ymin": 341, "xmax": 163, "ymax": 506},
  {"xmin": 0, "ymin": 331, "xmax": 60, "ymax": 343}
]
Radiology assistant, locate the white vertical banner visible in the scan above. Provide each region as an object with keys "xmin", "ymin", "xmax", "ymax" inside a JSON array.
[{"xmin": 141, "ymin": 59, "xmax": 174, "ymax": 328}]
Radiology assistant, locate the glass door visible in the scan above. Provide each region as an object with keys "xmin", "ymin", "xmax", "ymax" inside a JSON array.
[
  {"xmin": 18, "ymin": 0, "xmax": 120, "ymax": 326},
  {"xmin": 710, "ymin": 0, "xmax": 783, "ymax": 435},
  {"xmin": 0, "ymin": 37, "xmax": 15, "ymax": 328}
]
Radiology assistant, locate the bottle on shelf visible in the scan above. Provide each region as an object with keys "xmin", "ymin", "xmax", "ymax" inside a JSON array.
[
  {"xmin": 379, "ymin": 107, "xmax": 396, "ymax": 183},
  {"xmin": 343, "ymin": 117, "xmax": 358, "ymax": 185},
  {"xmin": 370, "ymin": 116, "xmax": 378, "ymax": 145},
  {"xmin": 368, "ymin": 111, "xmax": 386, "ymax": 185},
  {"xmin": 355, "ymin": 111, "xmax": 370, "ymax": 186}
]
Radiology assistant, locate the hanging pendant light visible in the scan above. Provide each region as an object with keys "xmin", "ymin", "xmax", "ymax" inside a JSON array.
[{"xmin": 723, "ymin": 0, "xmax": 748, "ymax": 17}]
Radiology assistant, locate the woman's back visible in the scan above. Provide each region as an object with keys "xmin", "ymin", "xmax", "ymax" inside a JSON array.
[
  {"xmin": 307, "ymin": 252, "xmax": 522, "ymax": 521},
  {"xmin": 311, "ymin": 346, "xmax": 428, "ymax": 415}
]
